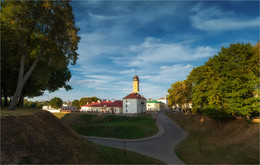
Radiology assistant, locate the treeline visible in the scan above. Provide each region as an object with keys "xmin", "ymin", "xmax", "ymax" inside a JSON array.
[
  {"xmin": 168, "ymin": 43, "xmax": 259, "ymax": 119},
  {"xmin": 1, "ymin": 96, "xmax": 101, "ymax": 110},
  {"xmin": 23, "ymin": 100, "xmax": 48, "ymax": 109}
]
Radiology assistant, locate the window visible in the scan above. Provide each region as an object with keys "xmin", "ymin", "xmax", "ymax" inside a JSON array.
[
  {"xmin": 126, "ymin": 109, "xmax": 128, "ymax": 112},
  {"xmin": 126, "ymin": 104, "xmax": 127, "ymax": 107}
]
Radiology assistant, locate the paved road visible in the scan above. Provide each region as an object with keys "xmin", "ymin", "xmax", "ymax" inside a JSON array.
[{"xmin": 86, "ymin": 111, "xmax": 187, "ymax": 164}]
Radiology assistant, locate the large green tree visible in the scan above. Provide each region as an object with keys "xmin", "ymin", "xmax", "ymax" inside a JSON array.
[
  {"xmin": 188, "ymin": 43, "xmax": 259, "ymax": 118},
  {"xmin": 49, "ymin": 97, "xmax": 63, "ymax": 109},
  {"xmin": 72, "ymin": 99, "xmax": 80, "ymax": 109},
  {"xmin": 168, "ymin": 80, "xmax": 192, "ymax": 112},
  {"xmin": 1, "ymin": 0, "xmax": 80, "ymax": 110}
]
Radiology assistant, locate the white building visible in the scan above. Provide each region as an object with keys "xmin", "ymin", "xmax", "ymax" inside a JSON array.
[
  {"xmin": 157, "ymin": 96, "xmax": 169, "ymax": 109},
  {"xmin": 81, "ymin": 100, "xmax": 123, "ymax": 114},
  {"xmin": 146, "ymin": 100, "xmax": 162, "ymax": 111},
  {"xmin": 42, "ymin": 105, "xmax": 60, "ymax": 113},
  {"xmin": 123, "ymin": 75, "xmax": 146, "ymax": 114}
]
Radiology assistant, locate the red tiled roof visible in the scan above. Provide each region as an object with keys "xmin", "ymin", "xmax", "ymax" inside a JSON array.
[
  {"xmin": 81, "ymin": 101, "xmax": 111, "ymax": 107},
  {"xmin": 106, "ymin": 100, "xmax": 123, "ymax": 107},
  {"xmin": 123, "ymin": 92, "xmax": 146, "ymax": 99},
  {"xmin": 81, "ymin": 100, "xmax": 123, "ymax": 107}
]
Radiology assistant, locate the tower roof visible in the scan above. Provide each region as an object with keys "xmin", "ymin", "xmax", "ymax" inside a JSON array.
[{"xmin": 133, "ymin": 75, "xmax": 139, "ymax": 80}]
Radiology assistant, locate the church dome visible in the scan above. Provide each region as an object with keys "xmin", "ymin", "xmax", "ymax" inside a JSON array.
[{"xmin": 133, "ymin": 75, "xmax": 139, "ymax": 80}]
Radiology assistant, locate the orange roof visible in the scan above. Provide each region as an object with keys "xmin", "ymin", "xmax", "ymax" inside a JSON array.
[
  {"xmin": 123, "ymin": 92, "xmax": 146, "ymax": 100},
  {"xmin": 81, "ymin": 101, "xmax": 111, "ymax": 107}
]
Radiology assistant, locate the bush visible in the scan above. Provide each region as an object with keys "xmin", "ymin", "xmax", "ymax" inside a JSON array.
[
  {"xmin": 36, "ymin": 103, "xmax": 44, "ymax": 109},
  {"xmin": 29, "ymin": 102, "xmax": 37, "ymax": 108},
  {"xmin": 24, "ymin": 102, "xmax": 30, "ymax": 108},
  {"xmin": 201, "ymin": 108, "xmax": 234, "ymax": 120}
]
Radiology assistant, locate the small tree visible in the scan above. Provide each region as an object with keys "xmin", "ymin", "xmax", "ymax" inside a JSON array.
[
  {"xmin": 72, "ymin": 100, "xmax": 80, "ymax": 109},
  {"xmin": 168, "ymin": 80, "xmax": 192, "ymax": 113},
  {"xmin": 49, "ymin": 97, "xmax": 63, "ymax": 109}
]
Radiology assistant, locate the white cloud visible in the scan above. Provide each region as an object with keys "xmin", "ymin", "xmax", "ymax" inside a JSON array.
[
  {"xmin": 116, "ymin": 37, "xmax": 217, "ymax": 67},
  {"xmin": 143, "ymin": 64, "xmax": 194, "ymax": 83},
  {"xmin": 88, "ymin": 11, "xmax": 118, "ymax": 20},
  {"xmin": 119, "ymin": 69, "xmax": 137, "ymax": 74},
  {"xmin": 190, "ymin": 6, "xmax": 259, "ymax": 31}
]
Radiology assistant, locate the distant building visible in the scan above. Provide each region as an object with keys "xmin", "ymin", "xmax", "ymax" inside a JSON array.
[
  {"xmin": 43, "ymin": 104, "xmax": 79, "ymax": 113},
  {"xmin": 157, "ymin": 97, "xmax": 169, "ymax": 109},
  {"xmin": 123, "ymin": 75, "xmax": 146, "ymax": 114},
  {"xmin": 146, "ymin": 100, "xmax": 162, "ymax": 111},
  {"xmin": 81, "ymin": 100, "xmax": 123, "ymax": 114},
  {"xmin": 60, "ymin": 105, "xmax": 79, "ymax": 112},
  {"xmin": 105, "ymin": 100, "xmax": 123, "ymax": 114}
]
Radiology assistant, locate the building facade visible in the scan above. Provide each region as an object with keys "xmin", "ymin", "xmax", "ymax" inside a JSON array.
[
  {"xmin": 123, "ymin": 75, "xmax": 146, "ymax": 114},
  {"xmin": 146, "ymin": 100, "xmax": 162, "ymax": 111},
  {"xmin": 81, "ymin": 100, "xmax": 123, "ymax": 114},
  {"xmin": 157, "ymin": 97, "xmax": 169, "ymax": 110}
]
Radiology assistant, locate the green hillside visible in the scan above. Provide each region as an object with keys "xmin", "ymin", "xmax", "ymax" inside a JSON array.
[
  {"xmin": 1, "ymin": 110, "xmax": 163, "ymax": 164},
  {"xmin": 166, "ymin": 112, "xmax": 259, "ymax": 164}
]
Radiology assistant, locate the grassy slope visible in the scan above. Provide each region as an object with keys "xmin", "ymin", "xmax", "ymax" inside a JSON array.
[
  {"xmin": 166, "ymin": 112, "xmax": 259, "ymax": 164},
  {"xmin": 1, "ymin": 110, "xmax": 163, "ymax": 164},
  {"xmin": 1, "ymin": 107, "xmax": 42, "ymax": 117},
  {"xmin": 55, "ymin": 113, "xmax": 158, "ymax": 139}
]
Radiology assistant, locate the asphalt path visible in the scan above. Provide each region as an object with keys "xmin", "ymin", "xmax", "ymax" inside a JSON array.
[{"xmin": 86, "ymin": 111, "xmax": 188, "ymax": 164}]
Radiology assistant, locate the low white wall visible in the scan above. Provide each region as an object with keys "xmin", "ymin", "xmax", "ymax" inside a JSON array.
[{"xmin": 43, "ymin": 109, "xmax": 60, "ymax": 113}]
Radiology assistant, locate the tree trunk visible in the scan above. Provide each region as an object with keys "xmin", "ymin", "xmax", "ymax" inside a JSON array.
[
  {"xmin": 0, "ymin": 91, "xmax": 2, "ymax": 107},
  {"xmin": 18, "ymin": 94, "xmax": 24, "ymax": 107},
  {"xmin": 8, "ymin": 50, "xmax": 42, "ymax": 110}
]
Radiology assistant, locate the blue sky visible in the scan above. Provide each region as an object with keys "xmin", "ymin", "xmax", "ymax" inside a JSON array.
[{"xmin": 31, "ymin": 0, "xmax": 259, "ymax": 102}]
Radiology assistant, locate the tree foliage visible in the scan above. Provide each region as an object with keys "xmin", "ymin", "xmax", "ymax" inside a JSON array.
[
  {"xmin": 79, "ymin": 97, "xmax": 101, "ymax": 106},
  {"xmin": 168, "ymin": 80, "xmax": 192, "ymax": 112},
  {"xmin": 49, "ymin": 97, "xmax": 63, "ymax": 109},
  {"xmin": 72, "ymin": 100, "xmax": 80, "ymax": 109},
  {"xmin": 1, "ymin": 0, "xmax": 80, "ymax": 110},
  {"xmin": 188, "ymin": 43, "xmax": 259, "ymax": 118}
]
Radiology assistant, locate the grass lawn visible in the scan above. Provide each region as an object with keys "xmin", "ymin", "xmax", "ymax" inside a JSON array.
[
  {"xmin": 166, "ymin": 112, "xmax": 259, "ymax": 164},
  {"xmin": 54, "ymin": 113, "xmax": 158, "ymax": 139},
  {"xmin": 93, "ymin": 144, "xmax": 164, "ymax": 164}
]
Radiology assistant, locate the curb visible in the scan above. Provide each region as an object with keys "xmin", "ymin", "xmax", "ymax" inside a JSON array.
[{"xmin": 84, "ymin": 118, "xmax": 165, "ymax": 142}]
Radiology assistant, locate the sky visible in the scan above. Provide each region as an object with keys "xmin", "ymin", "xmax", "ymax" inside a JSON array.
[{"xmin": 30, "ymin": 0, "xmax": 259, "ymax": 102}]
